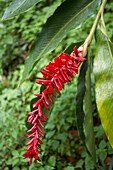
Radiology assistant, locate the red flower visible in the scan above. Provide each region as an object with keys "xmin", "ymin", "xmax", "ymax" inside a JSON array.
[
  {"xmin": 23, "ymin": 148, "xmax": 41, "ymax": 166},
  {"xmin": 23, "ymin": 46, "xmax": 86, "ymax": 165}
]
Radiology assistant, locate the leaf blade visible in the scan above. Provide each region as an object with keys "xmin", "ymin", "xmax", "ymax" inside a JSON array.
[
  {"xmin": 21, "ymin": 0, "xmax": 101, "ymax": 84},
  {"xmin": 76, "ymin": 53, "xmax": 96, "ymax": 162},
  {"xmin": 83, "ymin": 53, "xmax": 96, "ymax": 162},
  {"xmin": 2, "ymin": 0, "xmax": 42, "ymax": 20},
  {"xmin": 94, "ymin": 26, "xmax": 113, "ymax": 148}
]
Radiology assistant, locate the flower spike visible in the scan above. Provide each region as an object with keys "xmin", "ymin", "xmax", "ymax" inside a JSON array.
[{"xmin": 23, "ymin": 46, "xmax": 86, "ymax": 165}]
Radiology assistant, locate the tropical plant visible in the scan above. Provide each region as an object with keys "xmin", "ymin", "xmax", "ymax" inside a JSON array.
[{"xmin": 1, "ymin": 0, "xmax": 113, "ymax": 169}]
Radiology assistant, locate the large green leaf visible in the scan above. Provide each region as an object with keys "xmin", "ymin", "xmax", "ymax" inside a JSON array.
[
  {"xmin": 94, "ymin": 27, "xmax": 113, "ymax": 148},
  {"xmin": 2, "ymin": 0, "xmax": 42, "ymax": 20},
  {"xmin": 76, "ymin": 54, "xmax": 96, "ymax": 163},
  {"xmin": 20, "ymin": 0, "xmax": 101, "ymax": 84}
]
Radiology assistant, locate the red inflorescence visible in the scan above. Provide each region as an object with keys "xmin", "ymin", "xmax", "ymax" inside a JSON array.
[{"xmin": 23, "ymin": 46, "xmax": 86, "ymax": 165}]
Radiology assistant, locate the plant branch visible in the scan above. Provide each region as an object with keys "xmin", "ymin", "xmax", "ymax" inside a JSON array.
[{"xmin": 80, "ymin": 0, "xmax": 108, "ymax": 56}]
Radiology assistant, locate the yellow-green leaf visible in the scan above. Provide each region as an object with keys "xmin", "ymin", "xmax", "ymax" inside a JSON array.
[{"xmin": 94, "ymin": 26, "xmax": 113, "ymax": 148}]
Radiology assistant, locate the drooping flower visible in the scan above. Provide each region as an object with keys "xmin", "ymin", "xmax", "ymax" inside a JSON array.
[{"xmin": 23, "ymin": 46, "xmax": 86, "ymax": 165}]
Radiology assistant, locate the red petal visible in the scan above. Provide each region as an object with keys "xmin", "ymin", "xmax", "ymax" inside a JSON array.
[
  {"xmin": 43, "ymin": 100, "xmax": 50, "ymax": 110},
  {"xmin": 27, "ymin": 138, "xmax": 34, "ymax": 146},
  {"xmin": 57, "ymin": 76, "xmax": 64, "ymax": 89},
  {"xmin": 38, "ymin": 131, "xmax": 44, "ymax": 139},
  {"xmin": 37, "ymin": 125, "xmax": 44, "ymax": 134},
  {"xmin": 53, "ymin": 82, "xmax": 61, "ymax": 95},
  {"xmin": 27, "ymin": 109, "xmax": 38, "ymax": 115},
  {"xmin": 26, "ymin": 143, "xmax": 33, "ymax": 151},
  {"xmin": 60, "ymin": 69, "xmax": 69, "ymax": 82},
  {"xmin": 36, "ymin": 79, "xmax": 51, "ymax": 85},
  {"xmin": 38, "ymin": 119, "xmax": 44, "ymax": 128},
  {"xmin": 43, "ymin": 94, "xmax": 49, "ymax": 105},
  {"xmin": 37, "ymin": 138, "xmax": 43, "ymax": 144},
  {"xmin": 36, "ymin": 130, "xmax": 38, "ymax": 139},
  {"xmin": 34, "ymin": 94, "xmax": 42, "ymax": 97},
  {"xmin": 29, "ymin": 158, "xmax": 33, "ymax": 166},
  {"xmin": 27, "ymin": 124, "xmax": 36, "ymax": 133},
  {"xmin": 57, "ymin": 73, "xmax": 65, "ymax": 82},
  {"xmin": 48, "ymin": 94, "xmax": 54, "ymax": 104},
  {"xmin": 38, "ymin": 104, "xmax": 43, "ymax": 117},
  {"xmin": 54, "ymin": 78, "xmax": 62, "ymax": 90},
  {"xmin": 28, "ymin": 116, "xmax": 34, "ymax": 124},
  {"xmin": 33, "ymin": 99, "xmax": 42, "ymax": 108},
  {"xmin": 40, "ymin": 70, "xmax": 53, "ymax": 79},
  {"xmin": 32, "ymin": 114, "xmax": 39, "ymax": 124},
  {"xmin": 74, "ymin": 46, "xmax": 77, "ymax": 54},
  {"xmin": 63, "ymin": 70, "xmax": 71, "ymax": 82},
  {"xmin": 43, "ymin": 114, "xmax": 48, "ymax": 120}
]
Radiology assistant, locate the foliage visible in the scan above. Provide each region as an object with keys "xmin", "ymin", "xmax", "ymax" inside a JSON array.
[
  {"xmin": 94, "ymin": 26, "xmax": 113, "ymax": 148},
  {"xmin": 0, "ymin": 0, "xmax": 113, "ymax": 169}
]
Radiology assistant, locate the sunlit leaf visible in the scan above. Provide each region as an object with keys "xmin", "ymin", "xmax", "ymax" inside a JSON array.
[{"xmin": 94, "ymin": 26, "xmax": 113, "ymax": 148}]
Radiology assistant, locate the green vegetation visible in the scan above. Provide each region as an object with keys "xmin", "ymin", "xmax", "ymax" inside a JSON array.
[{"xmin": 0, "ymin": 0, "xmax": 113, "ymax": 169}]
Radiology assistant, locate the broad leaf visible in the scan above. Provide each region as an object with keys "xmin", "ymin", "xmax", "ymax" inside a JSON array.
[
  {"xmin": 2, "ymin": 0, "xmax": 42, "ymax": 20},
  {"xmin": 94, "ymin": 27, "xmax": 113, "ymax": 148},
  {"xmin": 76, "ymin": 54, "xmax": 96, "ymax": 162},
  {"xmin": 21, "ymin": 0, "xmax": 101, "ymax": 84}
]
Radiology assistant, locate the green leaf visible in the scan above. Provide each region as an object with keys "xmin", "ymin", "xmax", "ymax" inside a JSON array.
[
  {"xmin": 46, "ymin": 130, "xmax": 56, "ymax": 139},
  {"xmin": 76, "ymin": 56, "xmax": 88, "ymax": 149},
  {"xmin": 93, "ymin": 26, "xmax": 113, "ymax": 148},
  {"xmin": 75, "ymin": 160, "xmax": 84, "ymax": 168},
  {"xmin": 76, "ymin": 54, "xmax": 96, "ymax": 163},
  {"xmin": 63, "ymin": 167, "xmax": 75, "ymax": 170},
  {"xmin": 51, "ymin": 140, "xmax": 59, "ymax": 150},
  {"xmin": 99, "ymin": 150, "xmax": 107, "ymax": 162},
  {"xmin": 83, "ymin": 53, "xmax": 96, "ymax": 163},
  {"xmin": 21, "ymin": 0, "xmax": 101, "ymax": 84},
  {"xmin": 99, "ymin": 140, "xmax": 106, "ymax": 149},
  {"xmin": 12, "ymin": 158, "xmax": 19, "ymax": 166},
  {"xmin": 2, "ymin": 0, "xmax": 42, "ymax": 20},
  {"xmin": 55, "ymin": 132, "xmax": 67, "ymax": 142},
  {"xmin": 94, "ymin": 125, "xmax": 105, "ymax": 137},
  {"xmin": 48, "ymin": 155, "xmax": 56, "ymax": 167}
]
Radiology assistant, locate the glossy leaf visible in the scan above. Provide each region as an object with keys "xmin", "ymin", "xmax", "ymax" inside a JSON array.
[
  {"xmin": 94, "ymin": 27, "xmax": 113, "ymax": 148},
  {"xmin": 21, "ymin": 0, "xmax": 101, "ymax": 84},
  {"xmin": 76, "ymin": 54, "xmax": 96, "ymax": 162},
  {"xmin": 2, "ymin": 0, "xmax": 42, "ymax": 20}
]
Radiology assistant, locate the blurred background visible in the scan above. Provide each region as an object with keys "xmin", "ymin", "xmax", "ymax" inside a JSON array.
[{"xmin": 0, "ymin": 0, "xmax": 113, "ymax": 169}]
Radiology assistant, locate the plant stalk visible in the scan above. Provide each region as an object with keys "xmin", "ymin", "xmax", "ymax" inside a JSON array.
[{"xmin": 83, "ymin": 0, "xmax": 107, "ymax": 52}]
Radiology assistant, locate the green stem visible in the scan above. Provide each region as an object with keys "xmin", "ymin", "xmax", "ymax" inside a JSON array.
[{"xmin": 84, "ymin": 0, "xmax": 107, "ymax": 47}]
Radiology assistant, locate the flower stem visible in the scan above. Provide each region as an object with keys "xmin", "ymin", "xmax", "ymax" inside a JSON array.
[{"xmin": 83, "ymin": 0, "xmax": 108, "ymax": 53}]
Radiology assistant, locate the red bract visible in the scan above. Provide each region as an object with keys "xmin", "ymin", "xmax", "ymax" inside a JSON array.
[{"xmin": 23, "ymin": 46, "xmax": 86, "ymax": 165}]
